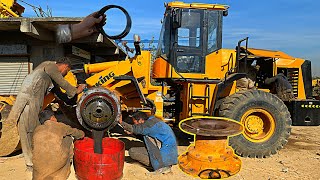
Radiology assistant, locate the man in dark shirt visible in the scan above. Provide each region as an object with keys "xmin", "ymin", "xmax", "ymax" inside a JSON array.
[
  {"xmin": 265, "ymin": 73, "xmax": 295, "ymax": 101},
  {"xmin": 313, "ymin": 80, "xmax": 320, "ymax": 100},
  {"xmin": 119, "ymin": 111, "xmax": 178, "ymax": 174}
]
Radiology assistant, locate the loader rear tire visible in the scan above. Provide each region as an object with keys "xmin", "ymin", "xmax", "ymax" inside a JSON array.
[
  {"xmin": 0, "ymin": 104, "xmax": 20, "ymax": 156},
  {"xmin": 0, "ymin": 122, "xmax": 20, "ymax": 156},
  {"xmin": 218, "ymin": 90, "xmax": 291, "ymax": 158}
]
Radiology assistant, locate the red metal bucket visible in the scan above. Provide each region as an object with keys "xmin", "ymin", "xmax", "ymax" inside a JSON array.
[{"xmin": 74, "ymin": 137, "xmax": 125, "ymax": 180}]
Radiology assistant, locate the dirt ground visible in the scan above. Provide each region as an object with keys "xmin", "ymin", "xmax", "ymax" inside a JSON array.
[{"xmin": 0, "ymin": 126, "xmax": 319, "ymax": 180}]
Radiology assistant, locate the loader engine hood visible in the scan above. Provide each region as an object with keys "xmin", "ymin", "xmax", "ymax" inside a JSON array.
[
  {"xmin": 245, "ymin": 48, "xmax": 295, "ymax": 59},
  {"xmin": 76, "ymin": 87, "xmax": 121, "ymax": 131}
]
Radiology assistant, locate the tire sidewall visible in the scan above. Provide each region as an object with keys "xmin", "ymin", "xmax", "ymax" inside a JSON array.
[
  {"xmin": 220, "ymin": 90, "xmax": 291, "ymax": 156},
  {"xmin": 233, "ymin": 98, "xmax": 285, "ymax": 148}
]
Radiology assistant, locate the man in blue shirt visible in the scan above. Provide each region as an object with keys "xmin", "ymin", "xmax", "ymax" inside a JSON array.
[{"xmin": 119, "ymin": 111, "xmax": 178, "ymax": 174}]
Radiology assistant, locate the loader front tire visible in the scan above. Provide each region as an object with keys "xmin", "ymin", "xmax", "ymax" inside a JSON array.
[{"xmin": 218, "ymin": 90, "xmax": 291, "ymax": 158}]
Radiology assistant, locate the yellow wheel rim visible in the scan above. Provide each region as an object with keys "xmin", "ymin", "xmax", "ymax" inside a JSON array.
[{"xmin": 240, "ymin": 109, "xmax": 276, "ymax": 143}]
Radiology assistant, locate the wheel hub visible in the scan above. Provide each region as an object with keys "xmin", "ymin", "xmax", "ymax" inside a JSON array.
[
  {"xmin": 245, "ymin": 115, "xmax": 264, "ymax": 134},
  {"xmin": 76, "ymin": 87, "xmax": 121, "ymax": 131},
  {"xmin": 82, "ymin": 96, "xmax": 114, "ymax": 123},
  {"xmin": 178, "ymin": 117, "xmax": 243, "ymax": 179},
  {"xmin": 241, "ymin": 109, "xmax": 276, "ymax": 143}
]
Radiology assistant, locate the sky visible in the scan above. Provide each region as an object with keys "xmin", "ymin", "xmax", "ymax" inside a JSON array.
[{"xmin": 19, "ymin": 0, "xmax": 320, "ymax": 76}]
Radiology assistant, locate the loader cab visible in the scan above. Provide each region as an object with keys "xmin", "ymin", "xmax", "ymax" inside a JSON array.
[{"xmin": 154, "ymin": 2, "xmax": 228, "ymax": 78}]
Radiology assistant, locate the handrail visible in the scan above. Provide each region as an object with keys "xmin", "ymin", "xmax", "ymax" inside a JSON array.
[{"xmin": 236, "ymin": 37, "xmax": 249, "ymax": 73}]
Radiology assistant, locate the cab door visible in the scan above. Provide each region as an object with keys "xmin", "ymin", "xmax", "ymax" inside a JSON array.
[{"xmin": 172, "ymin": 9, "xmax": 206, "ymax": 75}]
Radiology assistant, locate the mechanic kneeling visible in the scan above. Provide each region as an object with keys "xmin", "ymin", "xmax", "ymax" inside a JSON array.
[
  {"xmin": 32, "ymin": 110, "xmax": 84, "ymax": 179},
  {"xmin": 119, "ymin": 111, "xmax": 178, "ymax": 175}
]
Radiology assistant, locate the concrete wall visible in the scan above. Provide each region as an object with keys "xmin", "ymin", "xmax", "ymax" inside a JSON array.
[{"xmin": 0, "ymin": 31, "xmax": 65, "ymax": 68}]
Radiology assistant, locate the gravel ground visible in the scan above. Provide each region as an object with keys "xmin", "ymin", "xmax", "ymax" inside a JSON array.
[{"xmin": 0, "ymin": 126, "xmax": 319, "ymax": 180}]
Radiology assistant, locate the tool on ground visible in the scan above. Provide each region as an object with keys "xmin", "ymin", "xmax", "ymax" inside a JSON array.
[{"xmin": 178, "ymin": 117, "xmax": 243, "ymax": 179}]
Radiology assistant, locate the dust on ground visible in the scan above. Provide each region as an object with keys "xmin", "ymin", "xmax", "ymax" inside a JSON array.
[{"xmin": 0, "ymin": 126, "xmax": 319, "ymax": 180}]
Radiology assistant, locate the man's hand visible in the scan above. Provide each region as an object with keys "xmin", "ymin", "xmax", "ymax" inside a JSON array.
[
  {"xmin": 71, "ymin": 12, "xmax": 106, "ymax": 40},
  {"xmin": 118, "ymin": 115, "xmax": 134, "ymax": 135},
  {"xmin": 74, "ymin": 130, "xmax": 85, "ymax": 140},
  {"xmin": 80, "ymin": 130, "xmax": 85, "ymax": 139},
  {"xmin": 124, "ymin": 130, "xmax": 133, "ymax": 135},
  {"xmin": 118, "ymin": 114, "xmax": 130, "ymax": 134},
  {"xmin": 76, "ymin": 84, "xmax": 87, "ymax": 94}
]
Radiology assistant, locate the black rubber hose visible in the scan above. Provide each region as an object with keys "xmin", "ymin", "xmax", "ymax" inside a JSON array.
[
  {"xmin": 95, "ymin": 5, "xmax": 132, "ymax": 39},
  {"xmin": 198, "ymin": 168, "xmax": 231, "ymax": 179}
]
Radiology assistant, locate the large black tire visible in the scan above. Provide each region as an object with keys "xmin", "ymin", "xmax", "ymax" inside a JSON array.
[
  {"xmin": 218, "ymin": 90, "xmax": 291, "ymax": 158},
  {"xmin": 0, "ymin": 104, "xmax": 20, "ymax": 156}
]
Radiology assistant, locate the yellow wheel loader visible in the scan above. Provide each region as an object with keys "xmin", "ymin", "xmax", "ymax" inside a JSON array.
[{"xmin": 151, "ymin": 2, "xmax": 319, "ymax": 158}]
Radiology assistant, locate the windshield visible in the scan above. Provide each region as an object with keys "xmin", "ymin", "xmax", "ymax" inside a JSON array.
[
  {"xmin": 156, "ymin": 10, "xmax": 170, "ymax": 59},
  {"xmin": 156, "ymin": 9, "xmax": 222, "ymax": 61},
  {"xmin": 207, "ymin": 10, "xmax": 222, "ymax": 54}
]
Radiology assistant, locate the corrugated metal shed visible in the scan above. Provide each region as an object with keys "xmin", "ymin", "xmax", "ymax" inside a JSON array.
[{"xmin": 0, "ymin": 58, "xmax": 31, "ymax": 95}]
